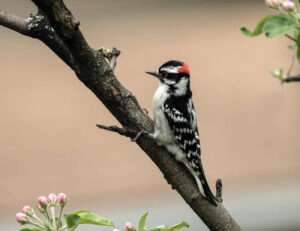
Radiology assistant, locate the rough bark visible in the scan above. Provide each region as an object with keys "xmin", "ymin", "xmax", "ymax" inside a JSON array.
[{"xmin": 0, "ymin": 1, "xmax": 241, "ymax": 230}]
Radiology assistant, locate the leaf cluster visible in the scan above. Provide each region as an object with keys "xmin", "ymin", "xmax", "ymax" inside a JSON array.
[{"xmin": 241, "ymin": 2, "xmax": 300, "ymax": 80}]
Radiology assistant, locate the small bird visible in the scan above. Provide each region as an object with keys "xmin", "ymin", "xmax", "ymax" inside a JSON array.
[{"xmin": 145, "ymin": 60, "xmax": 219, "ymax": 206}]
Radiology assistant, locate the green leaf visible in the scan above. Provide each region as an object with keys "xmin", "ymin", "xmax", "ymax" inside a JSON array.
[
  {"xmin": 19, "ymin": 227, "xmax": 42, "ymax": 231},
  {"xmin": 241, "ymin": 15, "xmax": 274, "ymax": 37},
  {"xmin": 150, "ymin": 222, "xmax": 189, "ymax": 231},
  {"xmin": 138, "ymin": 212, "xmax": 148, "ymax": 231},
  {"xmin": 169, "ymin": 222, "xmax": 190, "ymax": 231},
  {"xmin": 263, "ymin": 15, "xmax": 296, "ymax": 37},
  {"xmin": 150, "ymin": 225, "xmax": 168, "ymax": 231},
  {"xmin": 65, "ymin": 213, "xmax": 80, "ymax": 231},
  {"xmin": 293, "ymin": 12, "xmax": 300, "ymax": 20},
  {"xmin": 241, "ymin": 14, "xmax": 296, "ymax": 38},
  {"xmin": 65, "ymin": 210, "xmax": 114, "ymax": 231}
]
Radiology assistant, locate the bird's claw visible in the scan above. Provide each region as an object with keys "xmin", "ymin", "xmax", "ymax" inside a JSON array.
[
  {"xmin": 131, "ymin": 130, "xmax": 145, "ymax": 142},
  {"xmin": 143, "ymin": 108, "xmax": 149, "ymax": 115}
]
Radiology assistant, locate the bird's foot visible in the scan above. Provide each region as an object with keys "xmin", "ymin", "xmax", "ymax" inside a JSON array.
[
  {"xmin": 143, "ymin": 108, "xmax": 149, "ymax": 115},
  {"xmin": 131, "ymin": 130, "xmax": 145, "ymax": 142},
  {"xmin": 131, "ymin": 129, "xmax": 154, "ymax": 142}
]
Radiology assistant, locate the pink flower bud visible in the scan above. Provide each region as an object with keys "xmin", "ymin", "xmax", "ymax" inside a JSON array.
[
  {"xmin": 265, "ymin": 0, "xmax": 274, "ymax": 7},
  {"xmin": 281, "ymin": 0, "xmax": 296, "ymax": 11},
  {"xmin": 16, "ymin": 212, "xmax": 27, "ymax": 224},
  {"xmin": 265, "ymin": 0, "xmax": 281, "ymax": 8},
  {"xmin": 21, "ymin": 205, "xmax": 32, "ymax": 215},
  {"xmin": 48, "ymin": 193, "xmax": 57, "ymax": 204},
  {"xmin": 57, "ymin": 192, "xmax": 67, "ymax": 206},
  {"xmin": 38, "ymin": 196, "xmax": 48, "ymax": 209},
  {"xmin": 125, "ymin": 222, "xmax": 135, "ymax": 231}
]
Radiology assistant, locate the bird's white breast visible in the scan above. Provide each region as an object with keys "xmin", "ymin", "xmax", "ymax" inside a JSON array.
[
  {"xmin": 152, "ymin": 83, "xmax": 174, "ymax": 144},
  {"xmin": 152, "ymin": 83, "xmax": 187, "ymax": 161}
]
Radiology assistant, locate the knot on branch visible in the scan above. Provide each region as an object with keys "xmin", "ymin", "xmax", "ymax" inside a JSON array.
[
  {"xmin": 26, "ymin": 14, "xmax": 55, "ymax": 38},
  {"xmin": 98, "ymin": 47, "xmax": 121, "ymax": 71},
  {"xmin": 98, "ymin": 47, "xmax": 121, "ymax": 59}
]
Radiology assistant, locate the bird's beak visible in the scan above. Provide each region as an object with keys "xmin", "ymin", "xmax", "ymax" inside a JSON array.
[{"xmin": 145, "ymin": 71, "xmax": 162, "ymax": 80}]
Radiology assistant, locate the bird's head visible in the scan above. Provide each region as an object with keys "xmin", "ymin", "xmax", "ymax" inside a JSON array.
[{"xmin": 146, "ymin": 60, "xmax": 191, "ymax": 96}]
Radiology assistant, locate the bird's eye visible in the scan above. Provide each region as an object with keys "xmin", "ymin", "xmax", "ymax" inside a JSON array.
[{"xmin": 160, "ymin": 71, "xmax": 168, "ymax": 78}]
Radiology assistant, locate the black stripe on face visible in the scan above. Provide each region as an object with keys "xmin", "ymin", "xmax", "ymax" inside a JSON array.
[{"xmin": 162, "ymin": 72, "xmax": 187, "ymax": 83}]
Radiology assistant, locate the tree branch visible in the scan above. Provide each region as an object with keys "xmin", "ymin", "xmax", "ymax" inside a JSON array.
[
  {"xmin": 282, "ymin": 75, "xmax": 300, "ymax": 83},
  {"xmin": 0, "ymin": 1, "xmax": 241, "ymax": 230},
  {"xmin": 0, "ymin": 10, "xmax": 31, "ymax": 35}
]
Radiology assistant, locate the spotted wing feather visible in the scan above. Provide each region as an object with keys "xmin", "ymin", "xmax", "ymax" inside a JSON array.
[
  {"xmin": 163, "ymin": 100, "xmax": 202, "ymax": 172},
  {"xmin": 163, "ymin": 98, "xmax": 218, "ymax": 205}
]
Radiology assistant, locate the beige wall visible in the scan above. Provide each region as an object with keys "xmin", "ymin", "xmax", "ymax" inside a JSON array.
[{"xmin": 0, "ymin": 0, "xmax": 299, "ymax": 228}]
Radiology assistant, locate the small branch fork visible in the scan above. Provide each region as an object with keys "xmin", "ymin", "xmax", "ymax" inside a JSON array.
[{"xmin": 0, "ymin": 1, "xmax": 240, "ymax": 230}]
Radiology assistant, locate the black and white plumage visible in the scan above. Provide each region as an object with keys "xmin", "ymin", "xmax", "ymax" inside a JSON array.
[{"xmin": 146, "ymin": 60, "xmax": 218, "ymax": 205}]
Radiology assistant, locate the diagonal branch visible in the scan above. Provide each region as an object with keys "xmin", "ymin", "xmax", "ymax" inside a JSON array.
[{"xmin": 0, "ymin": 1, "xmax": 241, "ymax": 230}]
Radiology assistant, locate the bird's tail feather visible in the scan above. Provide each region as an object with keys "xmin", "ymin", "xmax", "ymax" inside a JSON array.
[{"xmin": 197, "ymin": 160, "xmax": 219, "ymax": 206}]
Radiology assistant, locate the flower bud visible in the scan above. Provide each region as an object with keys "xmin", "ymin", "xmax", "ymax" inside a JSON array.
[
  {"xmin": 48, "ymin": 193, "xmax": 57, "ymax": 204},
  {"xmin": 265, "ymin": 0, "xmax": 282, "ymax": 8},
  {"xmin": 281, "ymin": 0, "xmax": 296, "ymax": 11},
  {"xmin": 16, "ymin": 212, "xmax": 27, "ymax": 224},
  {"xmin": 125, "ymin": 222, "xmax": 135, "ymax": 231},
  {"xmin": 38, "ymin": 196, "xmax": 48, "ymax": 209},
  {"xmin": 21, "ymin": 205, "xmax": 33, "ymax": 215},
  {"xmin": 265, "ymin": 0, "xmax": 274, "ymax": 7},
  {"xmin": 57, "ymin": 192, "xmax": 67, "ymax": 206}
]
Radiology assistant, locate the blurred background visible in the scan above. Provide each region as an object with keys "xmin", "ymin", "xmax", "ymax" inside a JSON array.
[{"xmin": 0, "ymin": 0, "xmax": 300, "ymax": 230}]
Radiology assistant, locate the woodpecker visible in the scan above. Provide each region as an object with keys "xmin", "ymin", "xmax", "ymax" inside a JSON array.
[{"xmin": 145, "ymin": 60, "xmax": 219, "ymax": 206}]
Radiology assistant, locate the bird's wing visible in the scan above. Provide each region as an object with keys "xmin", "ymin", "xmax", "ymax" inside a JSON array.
[
  {"xmin": 163, "ymin": 100, "xmax": 202, "ymax": 169},
  {"xmin": 163, "ymin": 99, "xmax": 218, "ymax": 205}
]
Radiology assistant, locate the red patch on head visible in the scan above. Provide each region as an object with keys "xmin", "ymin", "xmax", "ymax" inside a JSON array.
[{"xmin": 178, "ymin": 63, "xmax": 190, "ymax": 74}]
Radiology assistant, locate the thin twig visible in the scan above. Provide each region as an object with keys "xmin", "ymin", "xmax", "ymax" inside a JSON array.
[
  {"xmin": 287, "ymin": 55, "xmax": 296, "ymax": 77},
  {"xmin": 96, "ymin": 124, "xmax": 137, "ymax": 138},
  {"xmin": 285, "ymin": 34, "xmax": 297, "ymax": 42},
  {"xmin": 282, "ymin": 75, "xmax": 300, "ymax": 83}
]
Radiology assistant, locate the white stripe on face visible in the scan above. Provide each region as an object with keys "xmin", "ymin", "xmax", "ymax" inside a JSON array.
[
  {"xmin": 160, "ymin": 66, "xmax": 179, "ymax": 74},
  {"xmin": 163, "ymin": 79, "xmax": 176, "ymax": 85}
]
